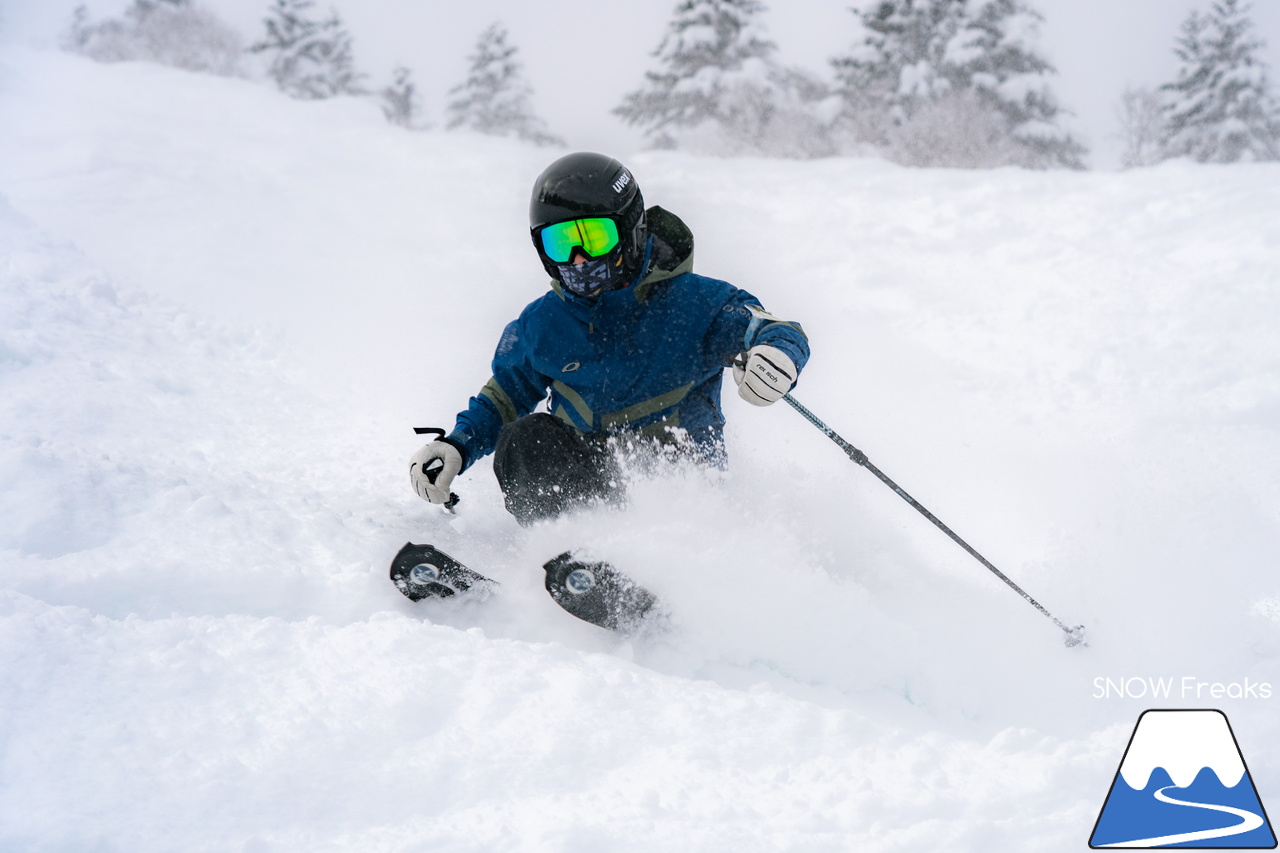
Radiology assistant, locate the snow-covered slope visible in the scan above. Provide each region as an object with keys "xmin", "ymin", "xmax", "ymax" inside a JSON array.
[{"xmin": 2, "ymin": 48, "xmax": 1279, "ymax": 851}]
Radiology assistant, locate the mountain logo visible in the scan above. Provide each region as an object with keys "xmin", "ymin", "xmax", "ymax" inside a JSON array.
[{"xmin": 1090, "ymin": 709, "xmax": 1276, "ymax": 848}]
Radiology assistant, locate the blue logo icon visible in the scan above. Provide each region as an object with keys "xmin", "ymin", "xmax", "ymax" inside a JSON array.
[
  {"xmin": 409, "ymin": 563, "xmax": 440, "ymax": 585},
  {"xmin": 1090, "ymin": 709, "xmax": 1276, "ymax": 848},
  {"xmin": 565, "ymin": 568, "xmax": 596, "ymax": 595}
]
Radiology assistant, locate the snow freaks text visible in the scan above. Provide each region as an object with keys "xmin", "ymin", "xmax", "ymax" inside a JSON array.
[{"xmin": 1093, "ymin": 677, "xmax": 1274, "ymax": 701}]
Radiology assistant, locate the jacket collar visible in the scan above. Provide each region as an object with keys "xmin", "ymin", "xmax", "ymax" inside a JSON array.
[{"xmin": 633, "ymin": 206, "xmax": 694, "ymax": 302}]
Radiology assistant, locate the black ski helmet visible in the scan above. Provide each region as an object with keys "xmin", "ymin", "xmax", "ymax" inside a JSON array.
[{"xmin": 529, "ymin": 152, "xmax": 647, "ymax": 285}]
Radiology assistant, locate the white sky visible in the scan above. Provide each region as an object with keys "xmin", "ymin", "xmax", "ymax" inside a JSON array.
[{"xmin": 4, "ymin": 0, "xmax": 1280, "ymax": 168}]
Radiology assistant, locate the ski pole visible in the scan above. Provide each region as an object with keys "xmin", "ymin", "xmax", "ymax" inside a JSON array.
[{"xmin": 782, "ymin": 393, "xmax": 1086, "ymax": 648}]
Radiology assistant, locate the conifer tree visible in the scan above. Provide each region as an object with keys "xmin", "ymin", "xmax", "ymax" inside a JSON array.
[
  {"xmin": 64, "ymin": 0, "xmax": 242, "ymax": 75},
  {"xmin": 614, "ymin": 0, "xmax": 834, "ymax": 158},
  {"xmin": 250, "ymin": 0, "xmax": 364, "ymax": 100},
  {"xmin": 831, "ymin": 0, "xmax": 1086, "ymax": 168},
  {"xmin": 132, "ymin": 0, "xmax": 187, "ymax": 14},
  {"xmin": 381, "ymin": 65, "xmax": 421, "ymax": 128},
  {"xmin": 445, "ymin": 23, "xmax": 563, "ymax": 147},
  {"xmin": 956, "ymin": 0, "xmax": 1086, "ymax": 167},
  {"xmin": 1160, "ymin": 0, "xmax": 1280, "ymax": 163},
  {"xmin": 830, "ymin": 0, "xmax": 963, "ymax": 134}
]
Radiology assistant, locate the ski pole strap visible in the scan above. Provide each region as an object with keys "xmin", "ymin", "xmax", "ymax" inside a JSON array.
[{"xmin": 743, "ymin": 314, "xmax": 764, "ymax": 349}]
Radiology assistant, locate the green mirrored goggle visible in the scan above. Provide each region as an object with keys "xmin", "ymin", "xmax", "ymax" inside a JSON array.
[{"xmin": 539, "ymin": 217, "xmax": 620, "ymax": 264}]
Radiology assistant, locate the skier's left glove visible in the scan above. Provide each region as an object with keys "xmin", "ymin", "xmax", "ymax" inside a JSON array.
[
  {"xmin": 734, "ymin": 344, "xmax": 797, "ymax": 406},
  {"xmin": 409, "ymin": 439, "xmax": 464, "ymax": 505}
]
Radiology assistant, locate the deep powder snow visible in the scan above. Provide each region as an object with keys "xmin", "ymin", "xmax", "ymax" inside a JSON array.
[{"xmin": 1, "ymin": 47, "xmax": 1279, "ymax": 852}]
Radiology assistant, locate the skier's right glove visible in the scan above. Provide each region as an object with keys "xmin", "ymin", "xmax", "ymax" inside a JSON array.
[
  {"xmin": 733, "ymin": 344, "xmax": 797, "ymax": 406},
  {"xmin": 409, "ymin": 439, "xmax": 464, "ymax": 506}
]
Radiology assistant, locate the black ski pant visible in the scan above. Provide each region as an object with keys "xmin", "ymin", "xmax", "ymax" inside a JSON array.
[{"xmin": 492, "ymin": 413, "xmax": 621, "ymax": 526}]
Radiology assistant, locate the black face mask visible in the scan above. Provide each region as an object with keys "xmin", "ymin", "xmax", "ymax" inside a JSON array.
[{"xmin": 557, "ymin": 256, "xmax": 628, "ymax": 298}]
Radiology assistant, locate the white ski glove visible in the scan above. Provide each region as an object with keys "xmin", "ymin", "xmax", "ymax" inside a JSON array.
[
  {"xmin": 409, "ymin": 440, "xmax": 463, "ymax": 505},
  {"xmin": 733, "ymin": 344, "xmax": 797, "ymax": 406}
]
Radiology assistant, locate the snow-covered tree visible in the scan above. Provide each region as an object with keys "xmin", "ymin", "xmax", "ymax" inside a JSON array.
[
  {"xmin": 830, "ymin": 0, "xmax": 963, "ymax": 137},
  {"xmin": 445, "ymin": 23, "xmax": 563, "ymax": 147},
  {"xmin": 1159, "ymin": 0, "xmax": 1280, "ymax": 163},
  {"xmin": 133, "ymin": 0, "xmax": 186, "ymax": 14},
  {"xmin": 249, "ymin": 0, "xmax": 363, "ymax": 100},
  {"xmin": 614, "ymin": 0, "xmax": 836, "ymax": 158},
  {"xmin": 1114, "ymin": 87, "xmax": 1165, "ymax": 169},
  {"xmin": 381, "ymin": 65, "xmax": 422, "ymax": 128},
  {"xmin": 831, "ymin": 0, "xmax": 1086, "ymax": 169},
  {"xmin": 64, "ymin": 0, "xmax": 243, "ymax": 76}
]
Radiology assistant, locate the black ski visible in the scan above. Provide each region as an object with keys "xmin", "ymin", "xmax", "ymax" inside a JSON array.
[
  {"xmin": 390, "ymin": 543, "xmax": 664, "ymax": 634},
  {"xmin": 543, "ymin": 552, "xmax": 664, "ymax": 634},
  {"xmin": 390, "ymin": 542, "xmax": 496, "ymax": 601}
]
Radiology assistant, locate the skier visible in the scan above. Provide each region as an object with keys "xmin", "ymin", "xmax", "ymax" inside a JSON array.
[{"xmin": 409, "ymin": 152, "xmax": 810, "ymax": 524}]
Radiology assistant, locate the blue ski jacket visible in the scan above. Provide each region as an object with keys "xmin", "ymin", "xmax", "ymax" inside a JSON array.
[{"xmin": 446, "ymin": 207, "xmax": 809, "ymax": 470}]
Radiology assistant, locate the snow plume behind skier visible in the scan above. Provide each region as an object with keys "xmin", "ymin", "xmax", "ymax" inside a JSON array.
[{"xmin": 409, "ymin": 152, "xmax": 810, "ymax": 525}]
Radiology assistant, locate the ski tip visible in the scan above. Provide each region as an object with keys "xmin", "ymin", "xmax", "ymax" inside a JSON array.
[
  {"xmin": 390, "ymin": 542, "xmax": 496, "ymax": 603},
  {"xmin": 1064, "ymin": 624, "xmax": 1088, "ymax": 648},
  {"xmin": 542, "ymin": 552, "xmax": 667, "ymax": 637}
]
